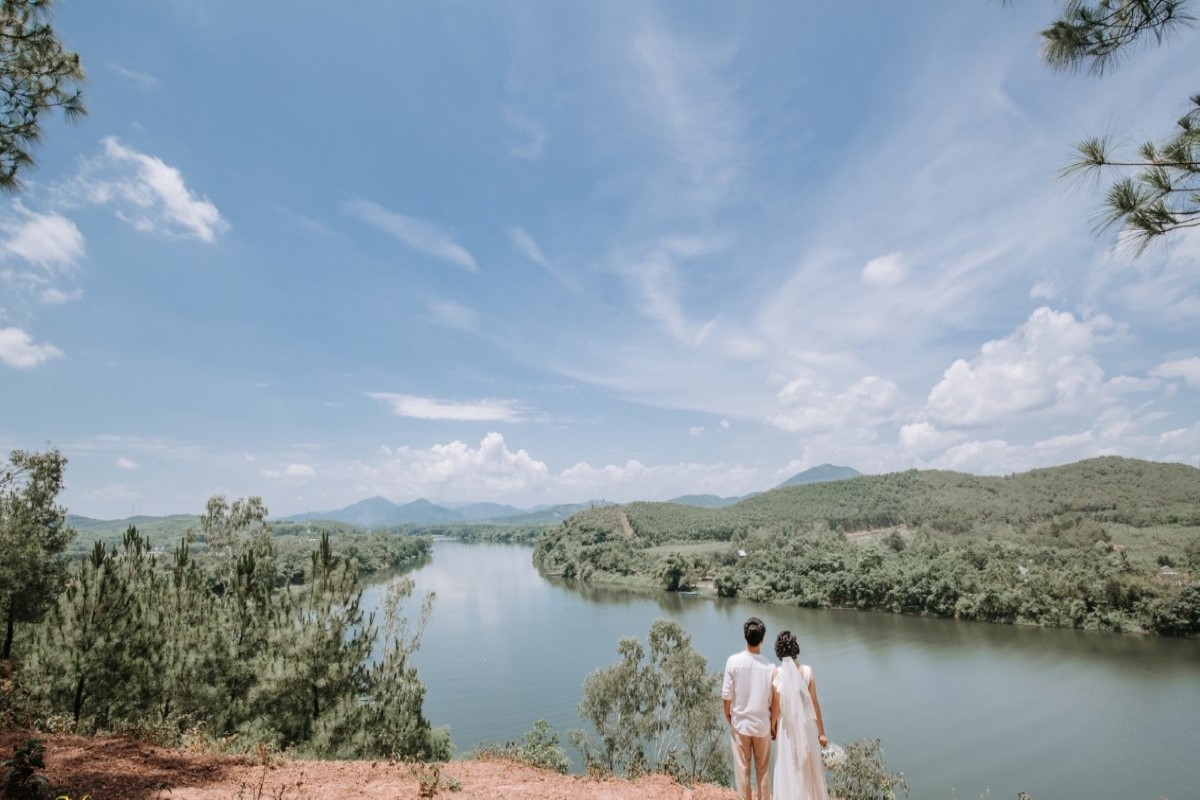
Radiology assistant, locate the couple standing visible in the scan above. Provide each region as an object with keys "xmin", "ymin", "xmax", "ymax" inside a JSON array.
[{"xmin": 722, "ymin": 617, "xmax": 829, "ymax": 800}]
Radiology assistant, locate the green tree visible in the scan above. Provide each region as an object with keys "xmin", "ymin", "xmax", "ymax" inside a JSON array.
[
  {"xmin": 572, "ymin": 619, "xmax": 729, "ymax": 784},
  {"xmin": 1038, "ymin": 0, "xmax": 1199, "ymax": 250},
  {"xmin": 0, "ymin": 0, "xmax": 86, "ymax": 191},
  {"xmin": 0, "ymin": 448, "xmax": 74, "ymax": 660}
]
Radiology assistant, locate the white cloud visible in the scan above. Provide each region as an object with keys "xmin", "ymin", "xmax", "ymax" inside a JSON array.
[
  {"xmin": 367, "ymin": 432, "xmax": 551, "ymax": 496},
  {"xmin": 618, "ymin": 235, "xmax": 724, "ymax": 344},
  {"xmin": 926, "ymin": 307, "xmax": 1116, "ymax": 428},
  {"xmin": 1151, "ymin": 357, "xmax": 1200, "ymax": 388},
  {"xmin": 90, "ymin": 137, "xmax": 228, "ymax": 242},
  {"xmin": 366, "ymin": 392, "xmax": 526, "ymax": 422},
  {"xmin": 630, "ymin": 24, "xmax": 743, "ymax": 213},
  {"xmin": 1030, "ymin": 281, "xmax": 1056, "ymax": 300},
  {"xmin": 109, "ymin": 63, "xmax": 159, "ymax": 88},
  {"xmin": 898, "ymin": 421, "xmax": 966, "ymax": 454},
  {"xmin": 116, "ymin": 457, "xmax": 138, "ymax": 470},
  {"xmin": 346, "ymin": 199, "xmax": 477, "ymax": 271},
  {"xmin": 1, "ymin": 207, "xmax": 85, "ymax": 272},
  {"xmin": 772, "ymin": 374, "xmax": 899, "ymax": 433},
  {"xmin": 39, "ymin": 287, "xmax": 82, "ymax": 304},
  {"xmin": 861, "ymin": 252, "xmax": 908, "ymax": 286},
  {"xmin": 285, "ymin": 463, "xmax": 316, "ymax": 478},
  {"xmin": 427, "ymin": 299, "xmax": 477, "ymax": 332},
  {"xmin": 508, "ymin": 226, "xmax": 549, "ymax": 268},
  {"xmin": 505, "ymin": 107, "xmax": 546, "ymax": 160},
  {"xmin": 720, "ymin": 419, "xmax": 730, "ymax": 430},
  {"xmin": 688, "ymin": 425, "xmax": 704, "ymax": 437},
  {"xmin": 0, "ymin": 327, "xmax": 63, "ymax": 368}
]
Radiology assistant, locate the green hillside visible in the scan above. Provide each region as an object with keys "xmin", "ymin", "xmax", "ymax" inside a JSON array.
[{"xmin": 534, "ymin": 457, "xmax": 1200, "ymax": 636}]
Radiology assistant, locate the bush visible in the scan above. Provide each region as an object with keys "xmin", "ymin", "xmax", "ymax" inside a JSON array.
[
  {"xmin": 474, "ymin": 719, "xmax": 570, "ymax": 774},
  {"xmin": 826, "ymin": 738, "xmax": 908, "ymax": 800}
]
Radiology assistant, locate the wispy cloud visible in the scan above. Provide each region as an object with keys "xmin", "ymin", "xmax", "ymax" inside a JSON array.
[
  {"xmin": 1, "ymin": 205, "xmax": 85, "ymax": 273},
  {"xmin": 0, "ymin": 326, "xmax": 63, "ymax": 368},
  {"xmin": 427, "ymin": 299, "xmax": 477, "ymax": 332},
  {"xmin": 109, "ymin": 63, "xmax": 159, "ymax": 89},
  {"xmin": 346, "ymin": 199, "xmax": 477, "ymax": 272},
  {"xmin": 630, "ymin": 24, "xmax": 743, "ymax": 214},
  {"xmin": 505, "ymin": 107, "xmax": 546, "ymax": 160},
  {"xmin": 67, "ymin": 138, "xmax": 228, "ymax": 243},
  {"xmin": 366, "ymin": 392, "xmax": 526, "ymax": 422}
]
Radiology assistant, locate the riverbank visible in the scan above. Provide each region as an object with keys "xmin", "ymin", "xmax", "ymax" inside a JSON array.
[{"xmin": 0, "ymin": 732, "xmax": 736, "ymax": 800}]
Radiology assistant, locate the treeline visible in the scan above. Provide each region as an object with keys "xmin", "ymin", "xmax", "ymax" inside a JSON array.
[
  {"xmin": 378, "ymin": 522, "xmax": 548, "ymax": 544},
  {"xmin": 534, "ymin": 458, "xmax": 1200, "ymax": 636},
  {"xmin": 1, "ymin": 453, "xmax": 447, "ymax": 760}
]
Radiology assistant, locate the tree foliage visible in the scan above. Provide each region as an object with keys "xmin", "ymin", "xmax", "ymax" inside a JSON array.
[
  {"xmin": 1037, "ymin": 0, "xmax": 1199, "ymax": 250},
  {"xmin": 0, "ymin": 448, "xmax": 74, "ymax": 660},
  {"xmin": 0, "ymin": 0, "xmax": 85, "ymax": 191},
  {"xmin": 11, "ymin": 495, "xmax": 449, "ymax": 761},
  {"xmin": 572, "ymin": 619, "xmax": 728, "ymax": 785},
  {"xmin": 536, "ymin": 458, "xmax": 1200, "ymax": 636}
]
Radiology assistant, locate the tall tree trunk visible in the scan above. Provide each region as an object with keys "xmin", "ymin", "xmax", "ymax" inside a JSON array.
[{"xmin": 2, "ymin": 600, "xmax": 14, "ymax": 660}]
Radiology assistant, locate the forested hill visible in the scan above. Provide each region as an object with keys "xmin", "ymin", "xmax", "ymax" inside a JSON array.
[
  {"xmin": 608, "ymin": 456, "xmax": 1200, "ymax": 544},
  {"xmin": 534, "ymin": 457, "xmax": 1200, "ymax": 636}
]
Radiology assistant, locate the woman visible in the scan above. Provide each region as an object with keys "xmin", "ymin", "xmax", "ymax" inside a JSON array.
[{"xmin": 770, "ymin": 631, "xmax": 830, "ymax": 800}]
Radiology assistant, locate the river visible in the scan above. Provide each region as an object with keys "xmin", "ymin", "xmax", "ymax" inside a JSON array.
[{"xmin": 361, "ymin": 540, "xmax": 1200, "ymax": 799}]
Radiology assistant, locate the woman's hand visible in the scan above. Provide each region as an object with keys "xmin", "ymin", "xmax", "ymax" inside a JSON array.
[{"xmin": 818, "ymin": 733, "xmax": 828, "ymax": 748}]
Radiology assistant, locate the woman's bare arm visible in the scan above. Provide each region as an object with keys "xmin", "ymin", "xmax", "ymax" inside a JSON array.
[
  {"xmin": 809, "ymin": 668, "xmax": 828, "ymax": 747},
  {"xmin": 770, "ymin": 667, "xmax": 780, "ymax": 740}
]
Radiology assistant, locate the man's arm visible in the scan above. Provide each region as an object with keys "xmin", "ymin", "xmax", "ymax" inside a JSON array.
[{"xmin": 723, "ymin": 697, "xmax": 732, "ymax": 726}]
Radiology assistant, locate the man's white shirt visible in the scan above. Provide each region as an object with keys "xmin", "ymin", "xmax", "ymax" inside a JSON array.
[{"xmin": 722, "ymin": 649, "xmax": 774, "ymax": 737}]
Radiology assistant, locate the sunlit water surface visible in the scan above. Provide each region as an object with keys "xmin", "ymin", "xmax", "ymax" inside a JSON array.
[{"xmin": 362, "ymin": 541, "xmax": 1200, "ymax": 799}]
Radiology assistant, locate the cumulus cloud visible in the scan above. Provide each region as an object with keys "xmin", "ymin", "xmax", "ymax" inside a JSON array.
[
  {"xmin": 346, "ymin": 199, "xmax": 477, "ymax": 271},
  {"xmin": 1151, "ymin": 357, "xmax": 1200, "ymax": 388},
  {"xmin": 861, "ymin": 252, "xmax": 908, "ymax": 286},
  {"xmin": 285, "ymin": 463, "xmax": 316, "ymax": 478},
  {"xmin": 925, "ymin": 307, "xmax": 1116, "ymax": 428},
  {"xmin": 116, "ymin": 457, "xmax": 138, "ymax": 470},
  {"xmin": 772, "ymin": 374, "xmax": 899, "ymax": 433},
  {"xmin": 78, "ymin": 138, "xmax": 228, "ymax": 242},
  {"xmin": 368, "ymin": 432, "xmax": 551, "ymax": 495},
  {"xmin": 897, "ymin": 421, "xmax": 966, "ymax": 454},
  {"xmin": 689, "ymin": 425, "xmax": 704, "ymax": 437},
  {"xmin": 0, "ymin": 327, "xmax": 63, "ymax": 368},
  {"xmin": 366, "ymin": 392, "xmax": 526, "ymax": 422}
]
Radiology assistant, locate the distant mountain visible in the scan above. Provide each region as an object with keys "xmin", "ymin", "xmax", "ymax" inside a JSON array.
[
  {"xmin": 667, "ymin": 493, "xmax": 745, "ymax": 508},
  {"xmin": 281, "ymin": 496, "xmax": 463, "ymax": 526},
  {"xmin": 775, "ymin": 464, "xmax": 861, "ymax": 488},
  {"xmin": 453, "ymin": 502, "xmax": 524, "ymax": 521}
]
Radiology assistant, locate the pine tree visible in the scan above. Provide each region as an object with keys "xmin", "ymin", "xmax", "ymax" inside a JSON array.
[
  {"xmin": 0, "ymin": 0, "xmax": 86, "ymax": 190},
  {"xmin": 0, "ymin": 449, "xmax": 74, "ymax": 660}
]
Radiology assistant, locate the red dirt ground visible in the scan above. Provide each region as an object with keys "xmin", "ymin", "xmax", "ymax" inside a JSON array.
[{"xmin": 0, "ymin": 731, "xmax": 739, "ymax": 800}]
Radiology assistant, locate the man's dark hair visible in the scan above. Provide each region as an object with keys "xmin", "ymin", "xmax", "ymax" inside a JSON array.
[{"xmin": 743, "ymin": 617, "xmax": 766, "ymax": 647}]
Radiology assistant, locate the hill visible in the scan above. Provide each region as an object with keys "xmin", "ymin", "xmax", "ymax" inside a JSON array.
[
  {"xmin": 534, "ymin": 457, "xmax": 1200, "ymax": 636},
  {"xmin": 775, "ymin": 463, "xmax": 861, "ymax": 488}
]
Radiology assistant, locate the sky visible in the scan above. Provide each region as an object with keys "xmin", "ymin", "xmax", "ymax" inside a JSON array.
[{"xmin": 2, "ymin": 1, "xmax": 1198, "ymax": 519}]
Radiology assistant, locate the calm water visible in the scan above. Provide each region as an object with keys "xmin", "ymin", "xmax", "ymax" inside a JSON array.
[{"xmin": 362, "ymin": 541, "xmax": 1200, "ymax": 800}]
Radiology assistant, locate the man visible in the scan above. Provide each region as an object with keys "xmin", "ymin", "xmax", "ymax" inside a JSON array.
[{"xmin": 722, "ymin": 616, "xmax": 776, "ymax": 800}]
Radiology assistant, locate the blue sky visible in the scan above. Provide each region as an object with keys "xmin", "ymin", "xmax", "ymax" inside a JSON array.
[{"xmin": 3, "ymin": 1, "xmax": 1198, "ymax": 519}]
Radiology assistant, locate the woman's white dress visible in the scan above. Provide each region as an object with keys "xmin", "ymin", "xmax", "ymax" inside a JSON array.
[{"xmin": 772, "ymin": 659, "xmax": 829, "ymax": 800}]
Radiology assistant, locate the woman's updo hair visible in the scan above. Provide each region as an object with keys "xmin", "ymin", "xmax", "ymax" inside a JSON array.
[{"xmin": 775, "ymin": 630, "xmax": 800, "ymax": 660}]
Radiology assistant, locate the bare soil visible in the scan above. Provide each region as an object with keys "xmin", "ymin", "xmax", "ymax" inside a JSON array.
[{"xmin": 0, "ymin": 732, "xmax": 738, "ymax": 800}]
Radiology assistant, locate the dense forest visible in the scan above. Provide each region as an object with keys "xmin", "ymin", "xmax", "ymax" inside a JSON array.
[
  {"xmin": 1, "ymin": 452, "xmax": 447, "ymax": 761},
  {"xmin": 534, "ymin": 457, "xmax": 1200, "ymax": 636}
]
